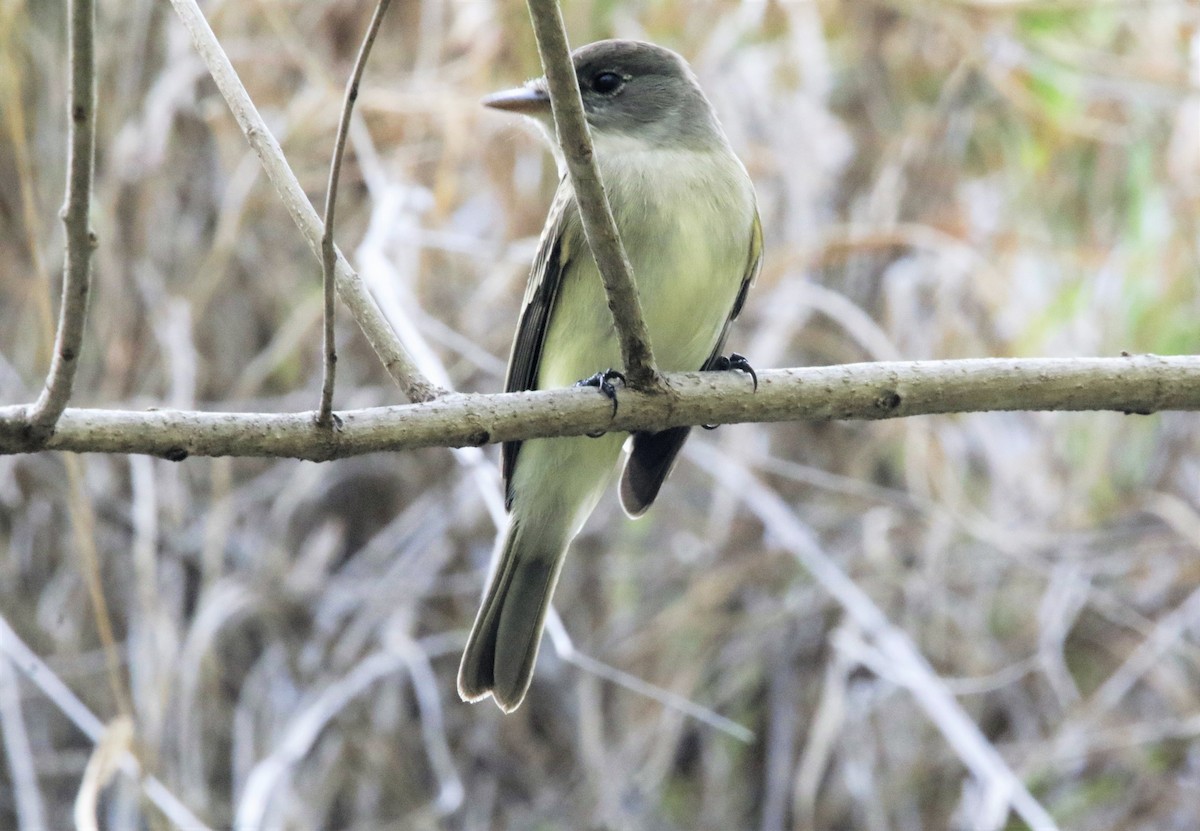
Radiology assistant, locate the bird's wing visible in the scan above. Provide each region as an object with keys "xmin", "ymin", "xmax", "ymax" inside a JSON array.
[
  {"xmin": 619, "ymin": 210, "xmax": 763, "ymax": 517},
  {"xmin": 701, "ymin": 208, "xmax": 763, "ymax": 369},
  {"xmin": 501, "ymin": 182, "xmax": 575, "ymax": 510}
]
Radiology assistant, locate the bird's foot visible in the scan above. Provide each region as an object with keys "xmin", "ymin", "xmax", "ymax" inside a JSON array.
[
  {"xmin": 703, "ymin": 353, "xmax": 757, "ymax": 430},
  {"xmin": 577, "ymin": 368, "xmax": 626, "ymax": 436},
  {"xmin": 709, "ymin": 352, "xmax": 758, "ymax": 390}
]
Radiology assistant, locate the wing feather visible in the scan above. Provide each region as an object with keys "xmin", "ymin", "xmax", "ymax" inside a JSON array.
[
  {"xmin": 702, "ymin": 209, "xmax": 762, "ymax": 370},
  {"xmin": 501, "ymin": 183, "xmax": 575, "ymax": 509}
]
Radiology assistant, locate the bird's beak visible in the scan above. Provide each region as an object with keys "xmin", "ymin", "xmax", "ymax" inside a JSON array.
[{"xmin": 482, "ymin": 81, "xmax": 551, "ymax": 114}]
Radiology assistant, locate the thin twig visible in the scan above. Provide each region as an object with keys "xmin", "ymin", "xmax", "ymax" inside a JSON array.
[
  {"xmin": 523, "ymin": 0, "xmax": 662, "ymax": 391},
  {"xmin": 543, "ymin": 613, "xmax": 755, "ymax": 743},
  {"xmin": 167, "ymin": 0, "xmax": 445, "ymax": 404},
  {"xmin": 0, "ymin": 355, "xmax": 1196, "ymax": 458},
  {"xmin": 25, "ymin": 0, "xmax": 97, "ymax": 441},
  {"xmin": 318, "ymin": 0, "xmax": 395, "ymax": 426}
]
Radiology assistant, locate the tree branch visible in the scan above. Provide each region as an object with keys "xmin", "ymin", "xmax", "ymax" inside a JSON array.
[
  {"xmin": 1, "ymin": 356, "xmax": 1195, "ymax": 460},
  {"xmin": 318, "ymin": 0, "xmax": 396, "ymax": 426},
  {"xmin": 25, "ymin": 0, "xmax": 97, "ymax": 440},
  {"xmin": 524, "ymin": 0, "xmax": 662, "ymax": 391},
  {"xmin": 167, "ymin": 0, "xmax": 444, "ymax": 403}
]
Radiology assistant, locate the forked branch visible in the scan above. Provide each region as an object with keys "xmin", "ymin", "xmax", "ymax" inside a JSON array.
[{"xmin": 168, "ymin": 0, "xmax": 444, "ymax": 404}]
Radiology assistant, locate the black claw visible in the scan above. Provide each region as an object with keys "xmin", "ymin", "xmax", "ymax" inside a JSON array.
[
  {"xmin": 711, "ymin": 352, "xmax": 758, "ymax": 391},
  {"xmin": 577, "ymin": 369, "xmax": 625, "ymax": 427},
  {"xmin": 703, "ymin": 353, "xmax": 757, "ymax": 430}
]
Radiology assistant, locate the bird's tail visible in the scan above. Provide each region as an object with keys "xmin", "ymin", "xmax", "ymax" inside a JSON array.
[{"xmin": 457, "ymin": 520, "xmax": 566, "ymax": 712}]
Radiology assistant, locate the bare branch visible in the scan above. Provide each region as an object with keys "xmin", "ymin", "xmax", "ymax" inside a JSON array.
[
  {"xmin": 25, "ymin": 0, "xmax": 98, "ymax": 440},
  {"xmin": 523, "ymin": 0, "xmax": 662, "ymax": 391},
  {"xmin": 318, "ymin": 0, "xmax": 396, "ymax": 426},
  {"xmin": 1, "ymin": 356, "xmax": 1195, "ymax": 460},
  {"xmin": 167, "ymin": 0, "xmax": 445, "ymax": 403}
]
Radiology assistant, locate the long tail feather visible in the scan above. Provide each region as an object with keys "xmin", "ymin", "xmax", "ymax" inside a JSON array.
[{"xmin": 458, "ymin": 522, "xmax": 566, "ymax": 712}]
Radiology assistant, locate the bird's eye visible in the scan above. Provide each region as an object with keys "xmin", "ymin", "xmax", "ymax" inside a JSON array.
[{"xmin": 590, "ymin": 71, "xmax": 624, "ymax": 95}]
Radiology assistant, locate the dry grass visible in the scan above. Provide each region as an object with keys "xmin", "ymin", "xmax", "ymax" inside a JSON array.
[{"xmin": 2, "ymin": 0, "xmax": 1200, "ymax": 828}]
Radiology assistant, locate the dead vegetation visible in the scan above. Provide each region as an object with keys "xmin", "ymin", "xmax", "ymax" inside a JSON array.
[{"xmin": 1, "ymin": 0, "xmax": 1199, "ymax": 828}]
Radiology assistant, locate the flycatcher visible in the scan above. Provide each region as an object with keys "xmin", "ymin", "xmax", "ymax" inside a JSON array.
[{"xmin": 458, "ymin": 39, "xmax": 762, "ymax": 712}]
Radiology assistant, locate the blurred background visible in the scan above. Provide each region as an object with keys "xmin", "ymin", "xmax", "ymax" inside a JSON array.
[{"xmin": 2, "ymin": 0, "xmax": 1200, "ymax": 828}]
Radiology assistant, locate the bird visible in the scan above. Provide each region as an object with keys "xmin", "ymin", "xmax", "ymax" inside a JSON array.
[{"xmin": 458, "ymin": 39, "xmax": 762, "ymax": 712}]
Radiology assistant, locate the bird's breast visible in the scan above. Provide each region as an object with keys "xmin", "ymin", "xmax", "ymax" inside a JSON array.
[{"xmin": 596, "ymin": 141, "xmax": 755, "ymax": 370}]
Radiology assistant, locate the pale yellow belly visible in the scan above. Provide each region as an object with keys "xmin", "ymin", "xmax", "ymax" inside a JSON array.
[{"xmin": 515, "ymin": 143, "xmax": 755, "ymax": 535}]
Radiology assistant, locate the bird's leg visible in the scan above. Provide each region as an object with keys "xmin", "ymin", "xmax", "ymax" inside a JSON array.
[
  {"xmin": 577, "ymin": 369, "xmax": 626, "ymax": 436},
  {"xmin": 703, "ymin": 353, "xmax": 757, "ymax": 430}
]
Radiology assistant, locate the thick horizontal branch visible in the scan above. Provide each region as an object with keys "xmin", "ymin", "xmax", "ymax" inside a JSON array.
[{"xmin": 0, "ymin": 356, "xmax": 1195, "ymax": 460}]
